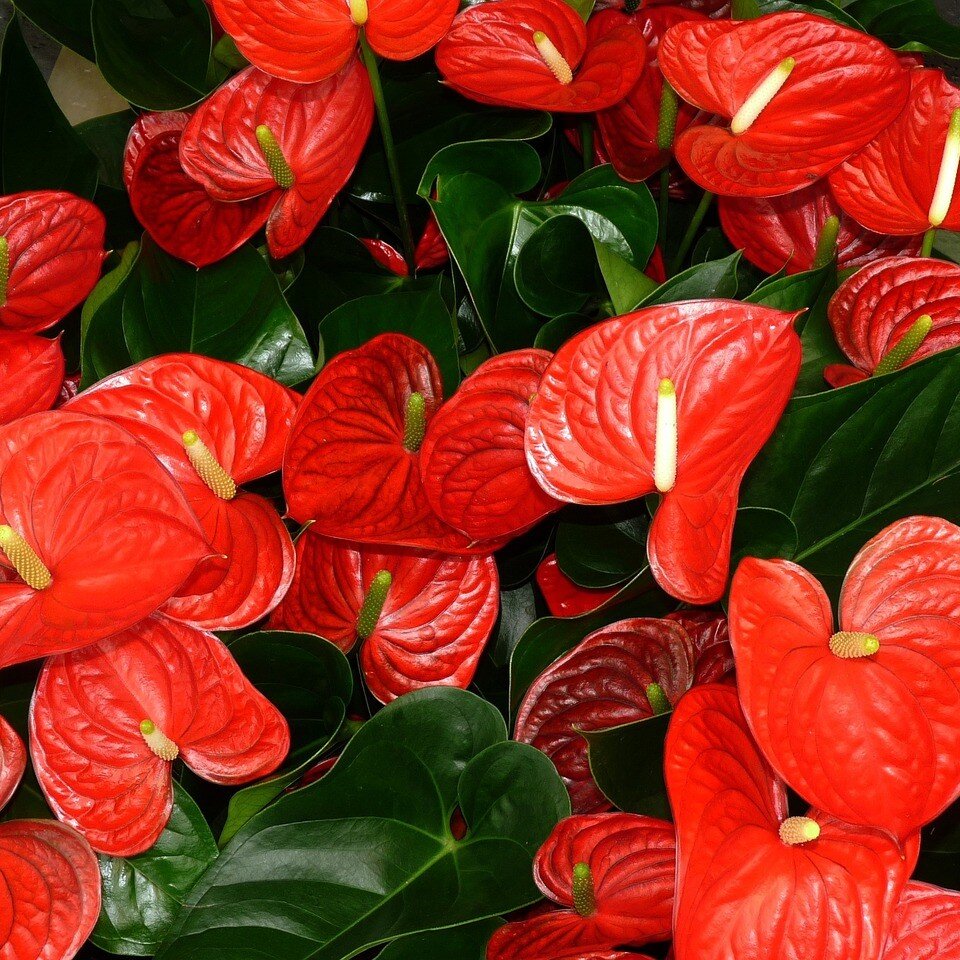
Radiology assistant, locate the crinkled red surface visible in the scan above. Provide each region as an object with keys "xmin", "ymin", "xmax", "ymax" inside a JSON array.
[{"xmin": 0, "ymin": 332, "xmax": 64, "ymax": 425}]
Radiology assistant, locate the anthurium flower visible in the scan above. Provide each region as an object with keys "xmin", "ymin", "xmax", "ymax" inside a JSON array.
[
  {"xmin": 211, "ymin": 0, "xmax": 459, "ymax": 83},
  {"xmin": 124, "ymin": 112, "xmax": 275, "ymax": 268},
  {"xmin": 0, "ymin": 332, "xmax": 64, "ymax": 425},
  {"xmin": 285, "ymin": 333, "xmax": 500, "ymax": 552},
  {"xmin": 0, "ymin": 191, "xmax": 106, "ymax": 333},
  {"xmin": 535, "ymin": 553, "xmax": 618, "ymax": 618},
  {"xmin": 882, "ymin": 882, "xmax": 960, "ymax": 959},
  {"xmin": 830, "ymin": 70, "xmax": 960, "ymax": 235},
  {"xmin": 525, "ymin": 300, "xmax": 801, "ymax": 604},
  {"xmin": 179, "ymin": 61, "xmax": 374, "ymax": 259},
  {"xmin": 486, "ymin": 813, "xmax": 676, "ymax": 960},
  {"xmin": 729, "ymin": 515, "xmax": 960, "ymax": 840},
  {"xmin": 667, "ymin": 684, "xmax": 919, "ymax": 960},
  {"xmin": 657, "ymin": 12, "xmax": 910, "ymax": 197},
  {"xmin": 268, "ymin": 530, "xmax": 499, "ymax": 703},
  {"xmin": 435, "ymin": 0, "xmax": 646, "ymax": 113},
  {"xmin": 515, "ymin": 616, "xmax": 730, "ymax": 812},
  {"xmin": 67, "ymin": 354, "xmax": 297, "ymax": 630},
  {"xmin": 0, "ymin": 715, "xmax": 24, "ymax": 810},
  {"xmin": 719, "ymin": 183, "xmax": 923, "ymax": 276},
  {"xmin": 421, "ymin": 350, "xmax": 561, "ymax": 541},
  {"xmin": 824, "ymin": 256, "xmax": 960, "ymax": 388},
  {"xmin": 0, "ymin": 411, "xmax": 209, "ymax": 669},
  {"xmin": 0, "ymin": 820, "xmax": 100, "ymax": 960},
  {"xmin": 31, "ymin": 616, "xmax": 290, "ymax": 857}
]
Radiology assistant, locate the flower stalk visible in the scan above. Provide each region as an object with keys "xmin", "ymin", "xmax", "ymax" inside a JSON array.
[{"xmin": 183, "ymin": 431, "xmax": 237, "ymax": 500}]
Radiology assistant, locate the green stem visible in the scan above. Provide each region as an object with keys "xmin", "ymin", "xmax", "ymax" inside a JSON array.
[
  {"xmin": 922, "ymin": 227, "xmax": 937, "ymax": 258},
  {"xmin": 359, "ymin": 36, "xmax": 415, "ymax": 267},
  {"xmin": 669, "ymin": 191, "xmax": 714, "ymax": 275},
  {"xmin": 580, "ymin": 120, "xmax": 595, "ymax": 173}
]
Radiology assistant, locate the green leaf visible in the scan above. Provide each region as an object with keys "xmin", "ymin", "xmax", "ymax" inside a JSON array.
[
  {"xmin": 377, "ymin": 918, "xmax": 503, "ymax": 960},
  {"xmin": 534, "ymin": 312, "xmax": 592, "ymax": 351},
  {"xmin": 0, "ymin": 17, "xmax": 98, "ymax": 196},
  {"xmin": 730, "ymin": 506, "xmax": 799, "ymax": 571},
  {"xmin": 156, "ymin": 689, "xmax": 569, "ymax": 960},
  {"xmin": 747, "ymin": 263, "xmax": 832, "ymax": 312},
  {"xmin": 91, "ymin": 0, "xmax": 221, "ymax": 110},
  {"xmin": 75, "ymin": 110, "xmax": 137, "ymax": 191},
  {"xmin": 915, "ymin": 805, "xmax": 960, "ymax": 887},
  {"xmin": 846, "ymin": 0, "xmax": 960, "ymax": 56},
  {"xmin": 793, "ymin": 274, "xmax": 847, "ymax": 396},
  {"xmin": 93, "ymin": 784, "xmax": 219, "ymax": 956},
  {"xmin": 757, "ymin": 0, "xmax": 862, "ymax": 26},
  {"xmin": 514, "ymin": 216, "xmax": 598, "ymax": 316},
  {"xmin": 555, "ymin": 513, "xmax": 648, "ymax": 588},
  {"xmin": 11, "ymin": 0, "xmax": 95, "ymax": 58},
  {"xmin": 489, "ymin": 582, "xmax": 539, "ymax": 668},
  {"xmin": 640, "ymin": 252, "xmax": 742, "ymax": 306},
  {"xmin": 320, "ymin": 288, "xmax": 461, "ymax": 393},
  {"xmin": 121, "ymin": 237, "xmax": 314, "ymax": 386},
  {"xmin": 596, "ymin": 244, "xmax": 657, "ymax": 315},
  {"xmin": 420, "ymin": 141, "xmax": 543, "ymax": 197}
]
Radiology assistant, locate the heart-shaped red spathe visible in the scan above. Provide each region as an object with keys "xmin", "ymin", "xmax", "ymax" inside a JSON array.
[
  {"xmin": 435, "ymin": 0, "xmax": 646, "ymax": 113},
  {"xmin": 831, "ymin": 70, "xmax": 960, "ymax": 235},
  {"xmin": 658, "ymin": 12, "xmax": 910, "ymax": 197},
  {"xmin": 882, "ymin": 882, "xmax": 960, "ymax": 959},
  {"xmin": 421, "ymin": 349, "xmax": 561, "ymax": 541},
  {"xmin": 124, "ymin": 112, "xmax": 275, "ymax": 269},
  {"xmin": 487, "ymin": 812, "xmax": 675, "ymax": 960},
  {"xmin": 211, "ymin": 0, "xmax": 459, "ymax": 83},
  {"xmin": 667, "ymin": 683, "xmax": 919, "ymax": 960},
  {"xmin": 0, "ymin": 715, "xmax": 25, "ymax": 811},
  {"xmin": 535, "ymin": 553, "xmax": 619, "ymax": 618},
  {"xmin": 718, "ymin": 183, "xmax": 923, "ymax": 277},
  {"xmin": 515, "ymin": 616, "xmax": 729, "ymax": 812},
  {"xmin": 0, "ymin": 820, "xmax": 101, "ymax": 960},
  {"xmin": 823, "ymin": 256, "xmax": 960, "ymax": 388},
  {"xmin": 595, "ymin": 6, "xmax": 709, "ymax": 183},
  {"xmin": 729, "ymin": 515, "xmax": 960, "ymax": 841},
  {"xmin": 179, "ymin": 61, "xmax": 374, "ymax": 260},
  {"xmin": 30, "ymin": 616, "xmax": 290, "ymax": 857},
  {"xmin": 525, "ymin": 300, "xmax": 801, "ymax": 604},
  {"xmin": 267, "ymin": 530, "xmax": 499, "ymax": 703},
  {"xmin": 0, "ymin": 411, "xmax": 209, "ymax": 669},
  {"xmin": 0, "ymin": 332, "xmax": 64, "ymax": 425},
  {"xmin": 0, "ymin": 191, "xmax": 106, "ymax": 334},
  {"xmin": 67, "ymin": 354, "xmax": 297, "ymax": 630}
]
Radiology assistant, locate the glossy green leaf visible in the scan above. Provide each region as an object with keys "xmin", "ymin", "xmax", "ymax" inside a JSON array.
[
  {"xmin": 747, "ymin": 263, "xmax": 832, "ymax": 313},
  {"xmin": 596, "ymin": 244, "xmax": 657, "ymax": 315},
  {"xmin": 75, "ymin": 110, "xmax": 137, "ymax": 191},
  {"xmin": 376, "ymin": 918, "xmax": 503, "ymax": 960},
  {"xmin": 640, "ymin": 252, "xmax": 741, "ymax": 306},
  {"xmin": 846, "ymin": 0, "xmax": 960, "ymax": 56},
  {"xmin": 11, "ymin": 0, "xmax": 94, "ymax": 58},
  {"xmin": 156, "ymin": 688, "xmax": 569, "ymax": 960},
  {"xmin": 534, "ymin": 312, "xmax": 592, "ymax": 351},
  {"xmin": 730, "ymin": 506, "xmax": 799, "ymax": 571},
  {"xmin": 514, "ymin": 216, "xmax": 598, "ymax": 316},
  {"xmin": 489, "ymin": 582, "xmax": 539, "ymax": 668},
  {"xmin": 757, "ymin": 0, "xmax": 862, "ymax": 26},
  {"xmin": 555, "ymin": 513, "xmax": 647, "ymax": 588}
]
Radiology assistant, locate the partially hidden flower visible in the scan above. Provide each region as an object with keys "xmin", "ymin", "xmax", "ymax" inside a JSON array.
[
  {"xmin": 0, "ymin": 331, "xmax": 64, "ymax": 425},
  {"xmin": 536, "ymin": 553, "xmax": 619, "ymax": 617}
]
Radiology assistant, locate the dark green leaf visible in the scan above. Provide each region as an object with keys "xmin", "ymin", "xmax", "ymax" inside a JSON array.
[
  {"xmin": 11, "ymin": 0, "xmax": 94, "ymax": 58},
  {"xmin": 757, "ymin": 0, "xmax": 862, "ymax": 26},
  {"xmin": 915, "ymin": 804, "xmax": 960, "ymax": 887},
  {"xmin": 747, "ymin": 263, "xmax": 832, "ymax": 312},
  {"xmin": 376, "ymin": 918, "xmax": 503, "ymax": 960},
  {"xmin": 846, "ymin": 0, "xmax": 960, "ymax": 56},
  {"xmin": 420, "ymin": 141, "xmax": 543, "ymax": 197},
  {"xmin": 640, "ymin": 252, "xmax": 742, "ymax": 306},
  {"xmin": 730, "ymin": 506, "xmax": 799, "ymax": 571},
  {"xmin": 596, "ymin": 244, "xmax": 657, "ymax": 314},
  {"xmin": 75, "ymin": 110, "xmax": 136, "ymax": 191},
  {"xmin": 514, "ymin": 216, "xmax": 598, "ymax": 316},
  {"xmin": 534, "ymin": 312, "xmax": 592, "ymax": 351},
  {"xmin": 792, "ymin": 274, "xmax": 846, "ymax": 396},
  {"xmin": 555, "ymin": 513, "xmax": 647, "ymax": 588},
  {"xmin": 490, "ymin": 583, "xmax": 539, "ymax": 668}
]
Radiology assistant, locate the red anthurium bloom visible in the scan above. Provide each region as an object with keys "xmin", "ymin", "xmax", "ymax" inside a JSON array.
[
  {"xmin": 667, "ymin": 684, "xmax": 919, "ymax": 960},
  {"xmin": 211, "ymin": 0, "xmax": 458, "ymax": 83},
  {"xmin": 435, "ymin": 0, "xmax": 646, "ymax": 113},
  {"xmin": 422, "ymin": 350, "xmax": 561, "ymax": 541},
  {"xmin": 285, "ymin": 333, "xmax": 500, "ymax": 552},
  {"xmin": 0, "ymin": 820, "xmax": 100, "ymax": 960},
  {"xmin": 0, "ymin": 332, "xmax": 64, "ymax": 425},
  {"xmin": 595, "ymin": 6, "xmax": 709, "ymax": 183},
  {"xmin": 730, "ymin": 515, "xmax": 960, "ymax": 840},
  {"xmin": 67, "ymin": 354, "xmax": 297, "ymax": 630},
  {"xmin": 535, "ymin": 553, "xmax": 619, "ymax": 617},
  {"xmin": 824, "ymin": 256, "xmax": 960, "ymax": 388},
  {"xmin": 31, "ymin": 616, "xmax": 290, "ymax": 857},
  {"xmin": 719, "ymin": 182, "xmax": 923, "ymax": 277},
  {"xmin": 414, "ymin": 214, "xmax": 449, "ymax": 270},
  {"xmin": 361, "ymin": 237, "xmax": 409, "ymax": 276},
  {"xmin": 180, "ymin": 61, "xmax": 374, "ymax": 260},
  {"xmin": 665, "ymin": 609, "xmax": 732, "ymax": 682},
  {"xmin": 525, "ymin": 300, "xmax": 801, "ymax": 604},
  {"xmin": 658, "ymin": 13, "xmax": 910, "ymax": 197},
  {"xmin": 882, "ymin": 882, "xmax": 960, "ymax": 959},
  {"xmin": 831, "ymin": 70, "xmax": 960, "ymax": 235},
  {"xmin": 487, "ymin": 813, "xmax": 675, "ymax": 960},
  {"xmin": 515, "ymin": 616, "xmax": 730, "ymax": 812},
  {"xmin": 0, "ymin": 191, "xmax": 106, "ymax": 333},
  {"xmin": 0, "ymin": 411, "xmax": 209, "ymax": 669},
  {"xmin": 0, "ymin": 715, "xmax": 25, "ymax": 810},
  {"xmin": 268, "ymin": 530, "xmax": 499, "ymax": 703},
  {"xmin": 124, "ymin": 113, "xmax": 274, "ymax": 268}
]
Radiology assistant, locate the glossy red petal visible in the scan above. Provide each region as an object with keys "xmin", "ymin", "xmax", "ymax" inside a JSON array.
[
  {"xmin": 360, "ymin": 238, "xmax": 409, "ymax": 277},
  {"xmin": 0, "ymin": 715, "xmax": 25, "ymax": 810},
  {"xmin": 0, "ymin": 332, "xmax": 64, "ymax": 425},
  {"xmin": 0, "ymin": 412, "xmax": 209, "ymax": 669},
  {"xmin": 414, "ymin": 214, "xmax": 449, "ymax": 271},
  {"xmin": 180, "ymin": 62, "xmax": 374, "ymax": 259},
  {"xmin": 535, "ymin": 554, "xmax": 619, "ymax": 618},
  {"xmin": 487, "ymin": 921, "xmax": 650, "ymax": 960},
  {"xmin": 0, "ymin": 192, "xmax": 106, "ymax": 334},
  {"xmin": 268, "ymin": 531, "xmax": 499, "ymax": 703},
  {"xmin": 830, "ymin": 70, "xmax": 960, "ymax": 234},
  {"xmin": 660, "ymin": 13, "xmax": 910, "ymax": 196},
  {"xmin": 435, "ymin": 0, "xmax": 645, "ymax": 113},
  {"xmin": 827, "ymin": 256, "xmax": 960, "ymax": 377},
  {"xmin": 730, "ymin": 516, "xmax": 960, "ymax": 839},
  {"xmin": 823, "ymin": 363, "xmax": 869, "ymax": 389},
  {"xmin": 31, "ymin": 617, "xmax": 289, "ymax": 856},
  {"xmin": 515, "ymin": 618, "xmax": 696, "ymax": 812},
  {"xmin": 0, "ymin": 820, "xmax": 100, "ymax": 960},
  {"xmin": 882, "ymin": 882, "xmax": 960, "ymax": 959},
  {"xmin": 125, "ymin": 112, "xmax": 274, "ymax": 269},
  {"xmin": 421, "ymin": 350, "xmax": 560, "ymax": 540},
  {"xmin": 719, "ymin": 183, "xmax": 923, "ymax": 275},
  {"xmin": 209, "ymin": 0, "xmax": 357, "ymax": 83},
  {"xmin": 667, "ymin": 683, "xmax": 917, "ymax": 960},
  {"xmin": 365, "ymin": 0, "xmax": 460, "ymax": 61}
]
